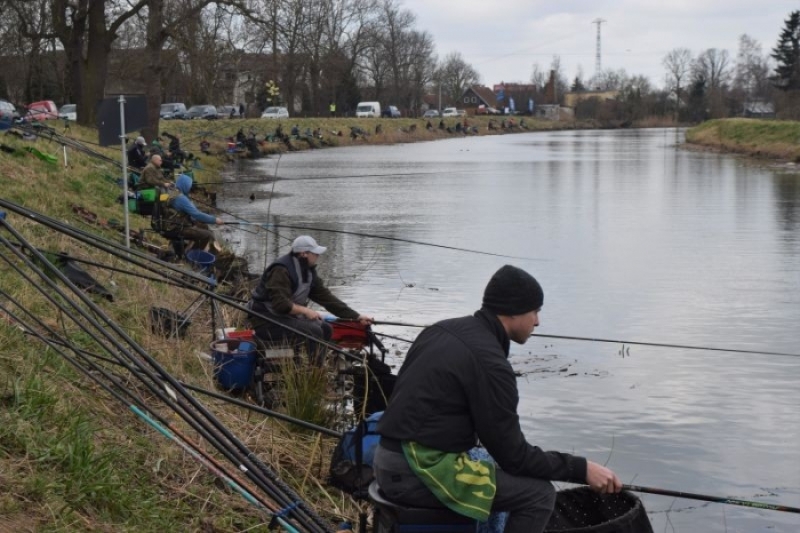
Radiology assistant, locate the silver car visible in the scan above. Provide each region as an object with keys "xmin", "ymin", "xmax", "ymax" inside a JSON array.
[{"xmin": 261, "ymin": 106, "xmax": 289, "ymax": 119}]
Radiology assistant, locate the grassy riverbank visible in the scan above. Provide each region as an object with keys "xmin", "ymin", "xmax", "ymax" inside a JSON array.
[
  {"xmin": 0, "ymin": 124, "xmax": 360, "ymax": 531},
  {"xmin": 685, "ymin": 118, "xmax": 800, "ymax": 162}
]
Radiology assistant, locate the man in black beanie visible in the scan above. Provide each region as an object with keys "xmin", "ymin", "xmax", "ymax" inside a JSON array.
[{"xmin": 375, "ymin": 265, "xmax": 621, "ymax": 533}]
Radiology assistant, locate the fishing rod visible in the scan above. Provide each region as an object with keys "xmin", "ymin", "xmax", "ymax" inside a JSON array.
[
  {"xmin": 231, "ymin": 222, "xmax": 541, "ymax": 261},
  {"xmin": 372, "ymin": 320, "xmax": 800, "ymax": 358},
  {"xmin": 2, "ymin": 301, "xmax": 351, "ymax": 441},
  {"xmin": 623, "ymin": 484, "xmax": 800, "ymax": 514},
  {"xmin": 0, "ymin": 294, "xmax": 342, "ymax": 440},
  {"xmin": 5, "ymin": 243, "xmax": 189, "ymax": 288},
  {"xmin": 0, "ymin": 300, "xmax": 305, "ymax": 531},
  {"xmin": 0, "ymin": 227, "xmax": 332, "ymax": 533}
]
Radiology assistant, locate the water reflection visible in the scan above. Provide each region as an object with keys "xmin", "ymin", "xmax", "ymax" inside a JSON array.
[{"xmin": 219, "ymin": 128, "xmax": 800, "ymax": 532}]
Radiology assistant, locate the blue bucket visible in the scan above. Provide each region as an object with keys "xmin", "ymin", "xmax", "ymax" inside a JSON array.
[
  {"xmin": 186, "ymin": 249, "xmax": 215, "ymax": 273},
  {"xmin": 211, "ymin": 339, "xmax": 257, "ymax": 391}
]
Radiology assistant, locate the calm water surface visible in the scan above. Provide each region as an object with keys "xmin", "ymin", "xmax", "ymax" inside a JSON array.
[{"xmin": 218, "ymin": 129, "xmax": 800, "ymax": 532}]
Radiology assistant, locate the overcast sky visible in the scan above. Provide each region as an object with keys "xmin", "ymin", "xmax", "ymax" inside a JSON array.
[{"xmin": 400, "ymin": 0, "xmax": 797, "ymax": 89}]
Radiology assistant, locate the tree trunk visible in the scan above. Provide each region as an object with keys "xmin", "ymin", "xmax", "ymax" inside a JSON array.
[{"xmin": 143, "ymin": 0, "xmax": 164, "ymax": 142}]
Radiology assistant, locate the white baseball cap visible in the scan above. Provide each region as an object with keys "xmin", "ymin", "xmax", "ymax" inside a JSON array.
[{"xmin": 291, "ymin": 235, "xmax": 327, "ymax": 255}]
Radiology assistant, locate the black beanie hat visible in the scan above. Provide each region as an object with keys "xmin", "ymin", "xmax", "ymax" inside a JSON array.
[{"xmin": 482, "ymin": 265, "xmax": 544, "ymax": 316}]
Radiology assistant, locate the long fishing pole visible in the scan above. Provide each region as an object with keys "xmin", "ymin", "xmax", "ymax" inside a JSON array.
[
  {"xmin": 233, "ymin": 222, "xmax": 541, "ymax": 261},
  {"xmin": 623, "ymin": 484, "xmax": 800, "ymax": 514},
  {"xmin": 0, "ymin": 226, "xmax": 331, "ymax": 533},
  {"xmin": 0, "ymin": 295, "xmax": 342, "ymax": 440},
  {"xmin": 0, "ymin": 300, "xmax": 303, "ymax": 530},
  {"xmin": 372, "ymin": 320, "xmax": 800, "ymax": 358}
]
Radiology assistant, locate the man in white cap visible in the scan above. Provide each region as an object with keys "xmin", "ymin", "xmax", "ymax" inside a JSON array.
[
  {"xmin": 127, "ymin": 135, "xmax": 148, "ymax": 170},
  {"xmin": 248, "ymin": 235, "xmax": 373, "ymax": 364}
]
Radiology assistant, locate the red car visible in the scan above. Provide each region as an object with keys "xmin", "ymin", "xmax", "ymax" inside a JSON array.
[{"xmin": 25, "ymin": 100, "xmax": 59, "ymax": 121}]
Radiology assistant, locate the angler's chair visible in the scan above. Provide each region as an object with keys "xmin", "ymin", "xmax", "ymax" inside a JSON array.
[{"xmin": 368, "ymin": 481, "xmax": 477, "ymax": 533}]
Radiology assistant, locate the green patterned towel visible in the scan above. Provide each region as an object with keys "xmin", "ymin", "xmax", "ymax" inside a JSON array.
[{"xmin": 403, "ymin": 441, "xmax": 496, "ymax": 521}]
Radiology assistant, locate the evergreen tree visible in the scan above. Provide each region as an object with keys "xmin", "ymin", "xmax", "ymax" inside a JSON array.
[{"xmin": 771, "ymin": 11, "xmax": 800, "ymax": 90}]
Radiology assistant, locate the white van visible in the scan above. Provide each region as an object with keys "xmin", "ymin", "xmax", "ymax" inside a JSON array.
[{"xmin": 356, "ymin": 101, "xmax": 381, "ymax": 118}]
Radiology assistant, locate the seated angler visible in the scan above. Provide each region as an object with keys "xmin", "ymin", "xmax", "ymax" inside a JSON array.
[
  {"xmin": 138, "ymin": 154, "xmax": 172, "ymax": 190},
  {"xmin": 247, "ymin": 235, "xmax": 373, "ymax": 365},
  {"xmin": 158, "ymin": 173, "xmax": 224, "ymax": 253},
  {"xmin": 127, "ymin": 136, "xmax": 148, "ymax": 170}
]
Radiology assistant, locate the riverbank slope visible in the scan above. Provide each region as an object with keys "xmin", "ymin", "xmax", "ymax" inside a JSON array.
[{"xmin": 685, "ymin": 118, "xmax": 800, "ymax": 162}]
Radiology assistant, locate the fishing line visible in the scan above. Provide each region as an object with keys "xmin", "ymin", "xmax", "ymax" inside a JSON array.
[
  {"xmin": 372, "ymin": 320, "xmax": 800, "ymax": 358},
  {"xmin": 201, "ymin": 171, "xmax": 442, "ymax": 186},
  {"xmin": 264, "ymin": 153, "xmax": 282, "ymax": 270}
]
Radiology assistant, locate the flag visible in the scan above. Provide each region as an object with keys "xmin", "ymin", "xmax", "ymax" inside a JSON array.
[
  {"xmin": 528, "ymin": 98, "xmax": 534, "ymax": 112},
  {"xmin": 496, "ymin": 89, "xmax": 505, "ymax": 102},
  {"xmin": 509, "ymin": 97, "xmax": 515, "ymax": 112}
]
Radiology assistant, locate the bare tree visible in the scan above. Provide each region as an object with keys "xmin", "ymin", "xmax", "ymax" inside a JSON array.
[
  {"xmin": 530, "ymin": 62, "xmax": 547, "ymax": 89},
  {"xmin": 549, "ymin": 55, "xmax": 569, "ymax": 101},
  {"xmin": 436, "ymin": 51, "xmax": 480, "ymax": 104},
  {"xmin": 734, "ymin": 34, "xmax": 772, "ymax": 102},
  {"xmin": 693, "ymin": 48, "xmax": 732, "ymax": 117},
  {"xmin": 589, "ymin": 68, "xmax": 628, "ymax": 91},
  {"xmin": 662, "ymin": 47, "xmax": 692, "ymax": 120}
]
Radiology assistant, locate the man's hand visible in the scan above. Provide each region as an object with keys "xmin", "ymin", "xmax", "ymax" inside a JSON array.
[
  {"xmin": 357, "ymin": 314, "xmax": 374, "ymax": 325},
  {"xmin": 586, "ymin": 461, "xmax": 622, "ymax": 494},
  {"xmin": 215, "ymin": 217, "xmax": 224, "ymax": 225},
  {"xmin": 303, "ymin": 307, "xmax": 322, "ymax": 321}
]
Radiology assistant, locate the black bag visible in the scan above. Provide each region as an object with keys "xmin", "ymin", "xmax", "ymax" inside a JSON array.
[{"xmin": 328, "ymin": 411, "xmax": 382, "ymax": 495}]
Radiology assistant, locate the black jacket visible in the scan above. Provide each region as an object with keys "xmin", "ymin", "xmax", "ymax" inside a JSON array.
[{"xmin": 377, "ymin": 308, "xmax": 587, "ymax": 483}]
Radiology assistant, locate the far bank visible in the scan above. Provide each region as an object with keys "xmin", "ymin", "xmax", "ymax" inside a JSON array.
[{"xmin": 685, "ymin": 118, "xmax": 800, "ymax": 163}]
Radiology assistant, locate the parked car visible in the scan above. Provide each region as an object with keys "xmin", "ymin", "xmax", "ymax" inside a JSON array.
[
  {"xmin": 261, "ymin": 106, "xmax": 289, "ymax": 119},
  {"xmin": 381, "ymin": 105, "xmax": 401, "ymax": 118},
  {"xmin": 186, "ymin": 105, "xmax": 218, "ymax": 120},
  {"xmin": 0, "ymin": 99, "xmax": 20, "ymax": 123},
  {"xmin": 355, "ymin": 101, "xmax": 381, "ymax": 118},
  {"xmin": 217, "ymin": 105, "xmax": 240, "ymax": 119},
  {"xmin": 160, "ymin": 102, "xmax": 188, "ymax": 120},
  {"xmin": 25, "ymin": 100, "xmax": 59, "ymax": 121},
  {"xmin": 442, "ymin": 107, "xmax": 458, "ymax": 118},
  {"xmin": 456, "ymin": 109, "xmax": 466, "ymax": 117},
  {"xmin": 476, "ymin": 104, "xmax": 500, "ymax": 115},
  {"xmin": 58, "ymin": 103, "xmax": 77, "ymax": 121},
  {"xmin": 422, "ymin": 109, "xmax": 440, "ymax": 118}
]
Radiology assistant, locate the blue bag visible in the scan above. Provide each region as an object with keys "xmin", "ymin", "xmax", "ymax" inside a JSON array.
[{"xmin": 328, "ymin": 411, "xmax": 382, "ymax": 494}]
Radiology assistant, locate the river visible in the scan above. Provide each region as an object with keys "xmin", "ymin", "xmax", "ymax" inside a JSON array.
[{"xmin": 218, "ymin": 128, "xmax": 800, "ymax": 532}]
